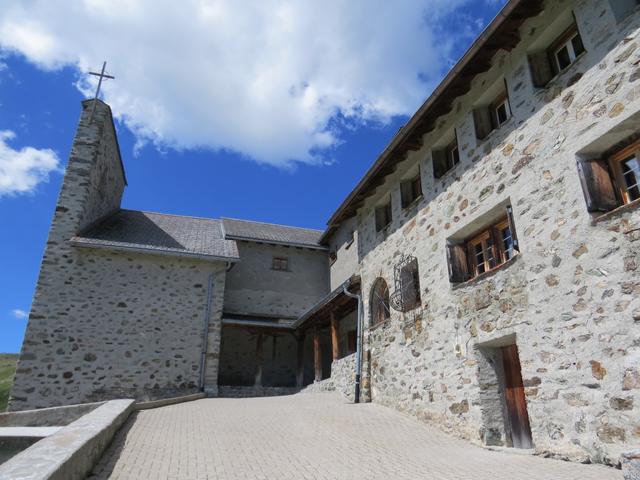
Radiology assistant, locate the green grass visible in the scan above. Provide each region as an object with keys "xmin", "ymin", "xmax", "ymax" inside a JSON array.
[{"xmin": 0, "ymin": 354, "xmax": 18, "ymax": 412}]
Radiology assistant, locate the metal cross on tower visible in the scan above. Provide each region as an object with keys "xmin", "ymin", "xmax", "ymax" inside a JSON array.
[{"xmin": 87, "ymin": 61, "xmax": 115, "ymax": 124}]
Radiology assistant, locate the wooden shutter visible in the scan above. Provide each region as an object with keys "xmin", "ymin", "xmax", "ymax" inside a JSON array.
[
  {"xmin": 473, "ymin": 107, "xmax": 492, "ymax": 140},
  {"xmin": 529, "ymin": 51, "xmax": 553, "ymax": 88},
  {"xmin": 401, "ymin": 181, "xmax": 413, "ymax": 208},
  {"xmin": 506, "ymin": 205, "xmax": 520, "ymax": 252},
  {"xmin": 432, "ymin": 149, "xmax": 447, "ymax": 178},
  {"xmin": 576, "ymin": 159, "xmax": 619, "ymax": 213},
  {"xmin": 446, "ymin": 244, "xmax": 469, "ymax": 283}
]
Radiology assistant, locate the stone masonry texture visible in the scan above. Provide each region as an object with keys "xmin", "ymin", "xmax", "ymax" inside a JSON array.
[
  {"xmin": 333, "ymin": 0, "xmax": 640, "ymax": 466},
  {"xmin": 9, "ymin": 101, "xmax": 227, "ymax": 409}
]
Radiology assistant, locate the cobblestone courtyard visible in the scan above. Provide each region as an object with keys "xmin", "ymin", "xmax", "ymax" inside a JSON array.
[{"xmin": 89, "ymin": 393, "xmax": 622, "ymax": 480}]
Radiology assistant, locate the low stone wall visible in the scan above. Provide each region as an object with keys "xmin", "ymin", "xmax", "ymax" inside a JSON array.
[
  {"xmin": 303, "ymin": 353, "xmax": 357, "ymax": 401},
  {"xmin": 623, "ymin": 449, "xmax": 640, "ymax": 480},
  {"xmin": 135, "ymin": 392, "xmax": 205, "ymax": 410},
  {"xmin": 0, "ymin": 402, "xmax": 103, "ymax": 427},
  {"xmin": 0, "ymin": 399, "xmax": 134, "ymax": 480}
]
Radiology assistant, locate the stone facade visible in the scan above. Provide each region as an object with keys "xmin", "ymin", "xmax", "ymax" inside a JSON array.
[
  {"xmin": 223, "ymin": 240, "xmax": 329, "ymax": 319},
  {"xmin": 328, "ymin": 0, "xmax": 640, "ymax": 466},
  {"xmin": 10, "ymin": 101, "xmax": 228, "ymax": 409}
]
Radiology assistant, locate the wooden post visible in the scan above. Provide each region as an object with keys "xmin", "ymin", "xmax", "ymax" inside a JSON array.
[
  {"xmin": 330, "ymin": 311, "xmax": 340, "ymax": 361},
  {"xmin": 296, "ymin": 333, "xmax": 305, "ymax": 388},
  {"xmin": 254, "ymin": 332, "xmax": 264, "ymax": 387},
  {"xmin": 313, "ymin": 326, "xmax": 322, "ymax": 382}
]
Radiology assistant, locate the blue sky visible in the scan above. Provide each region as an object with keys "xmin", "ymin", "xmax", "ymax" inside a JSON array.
[{"xmin": 0, "ymin": 0, "xmax": 504, "ymax": 353}]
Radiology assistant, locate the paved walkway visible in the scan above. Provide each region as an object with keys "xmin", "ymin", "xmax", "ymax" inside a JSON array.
[{"xmin": 89, "ymin": 393, "xmax": 622, "ymax": 480}]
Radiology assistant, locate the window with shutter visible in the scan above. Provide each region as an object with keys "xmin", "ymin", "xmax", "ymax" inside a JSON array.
[
  {"xmin": 375, "ymin": 202, "xmax": 392, "ymax": 232},
  {"xmin": 433, "ymin": 135, "xmax": 460, "ymax": 179},
  {"xmin": 401, "ymin": 171, "xmax": 423, "ymax": 208},
  {"xmin": 272, "ymin": 256, "xmax": 289, "ymax": 271},
  {"xmin": 577, "ymin": 159, "xmax": 619, "ymax": 213},
  {"xmin": 609, "ymin": 139, "xmax": 640, "ymax": 206},
  {"xmin": 447, "ymin": 206, "xmax": 520, "ymax": 283},
  {"xmin": 473, "ymin": 107, "xmax": 493, "ymax": 140},
  {"xmin": 528, "ymin": 51, "xmax": 554, "ymax": 88}
]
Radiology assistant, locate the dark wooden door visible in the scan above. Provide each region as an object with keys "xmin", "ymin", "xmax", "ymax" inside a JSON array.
[{"xmin": 501, "ymin": 344, "xmax": 533, "ymax": 449}]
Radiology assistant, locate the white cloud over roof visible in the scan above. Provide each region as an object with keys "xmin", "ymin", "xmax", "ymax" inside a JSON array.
[
  {"xmin": 0, "ymin": 130, "xmax": 59, "ymax": 197},
  {"xmin": 0, "ymin": 0, "xmax": 480, "ymax": 167}
]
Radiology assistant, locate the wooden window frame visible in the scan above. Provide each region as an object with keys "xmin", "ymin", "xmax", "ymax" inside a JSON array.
[
  {"xmin": 549, "ymin": 24, "xmax": 585, "ymax": 74},
  {"xmin": 609, "ymin": 139, "xmax": 640, "ymax": 206},
  {"xmin": 375, "ymin": 202, "xmax": 392, "ymax": 232},
  {"xmin": 490, "ymin": 92, "xmax": 511, "ymax": 130},
  {"xmin": 445, "ymin": 137, "xmax": 460, "ymax": 170},
  {"xmin": 272, "ymin": 256, "xmax": 289, "ymax": 271},
  {"xmin": 447, "ymin": 206, "xmax": 520, "ymax": 283}
]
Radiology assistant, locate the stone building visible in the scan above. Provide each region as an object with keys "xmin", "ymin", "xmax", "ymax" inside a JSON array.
[{"xmin": 9, "ymin": 0, "xmax": 640, "ymax": 467}]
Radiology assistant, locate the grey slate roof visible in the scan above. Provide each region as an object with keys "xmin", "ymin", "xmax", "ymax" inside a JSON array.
[
  {"xmin": 71, "ymin": 209, "xmax": 239, "ymax": 261},
  {"xmin": 221, "ymin": 218, "xmax": 326, "ymax": 249}
]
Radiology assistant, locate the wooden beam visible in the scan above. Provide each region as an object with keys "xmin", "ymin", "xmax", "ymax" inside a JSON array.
[
  {"xmin": 296, "ymin": 333, "xmax": 305, "ymax": 388},
  {"xmin": 254, "ymin": 333, "xmax": 264, "ymax": 387},
  {"xmin": 330, "ymin": 311, "xmax": 340, "ymax": 361},
  {"xmin": 313, "ymin": 326, "xmax": 322, "ymax": 382}
]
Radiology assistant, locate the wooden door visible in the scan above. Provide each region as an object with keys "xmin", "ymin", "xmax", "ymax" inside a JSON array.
[{"xmin": 501, "ymin": 344, "xmax": 533, "ymax": 449}]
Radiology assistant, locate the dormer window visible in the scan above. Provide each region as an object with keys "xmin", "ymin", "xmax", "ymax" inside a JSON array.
[{"xmin": 375, "ymin": 202, "xmax": 392, "ymax": 232}]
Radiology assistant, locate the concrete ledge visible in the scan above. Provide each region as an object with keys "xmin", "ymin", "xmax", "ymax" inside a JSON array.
[
  {"xmin": 0, "ymin": 427, "xmax": 61, "ymax": 438},
  {"xmin": 0, "ymin": 402, "xmax": 104, "ymax": 427},
  {"xmin": 135, "ymin": 392, "xmax": 205, "ymax": 410},
  {"xmin": 0, "ymin": 399, "xmax": 134, "ymax": 480}
]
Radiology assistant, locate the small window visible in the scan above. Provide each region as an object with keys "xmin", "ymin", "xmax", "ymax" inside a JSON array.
[
  {"xmin": 473, "ymin": 88, "xmax": 511, "ymax": 140},
  {"xmin": 272, "ymin": 256, "xmax": 289, "ymax": 271},
  {"xmin": 401, "ymin": 170, "xmax": 423, "ymax": 208},
  {"xmin": 490, "ymin": 94, "xmax": 511, "ymax": 130},
  {"xmin": 329, "ymin": 251, "xmax": 337, "ymax": 266},
  {"xmin": 578, "ymin": 139, "xmax": 640, "ymax": 213},
  {"xmin": 529, "ymin": 22, "xmax": 586, "ymax": 88},
  {"xmin": 370, "ymin": 278, "xmax": 391, "ymax": 326},
  {"xmin": 447, "ymin": 206, "xmax": 520, "ymax": 283},
  {"xmin": 552, "ymin": 26, "xmax": 585, "ymax": 73},
  {"xmin": 433, "ymin": 135, "xmax": 460, "ymax": 179},
  {"xmin": 375, "ymin": 202, "xmax": 392, "ymax": 232}
]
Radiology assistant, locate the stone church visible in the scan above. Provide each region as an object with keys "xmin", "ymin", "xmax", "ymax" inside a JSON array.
[{"xmin": 10, "ymin": 0, "xmax": 640, "ymax": 467}]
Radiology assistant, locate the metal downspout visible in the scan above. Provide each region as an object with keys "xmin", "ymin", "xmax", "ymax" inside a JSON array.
[
  {"xmin": 199, "ymin": 272, "xmax": 215, "ymax": 391},
  {"xmin": 343, "ymin": 282, "xmax": 362, "ymax": 403}
]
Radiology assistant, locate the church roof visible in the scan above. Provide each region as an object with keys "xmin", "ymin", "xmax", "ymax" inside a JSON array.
[
  {"xmin": 71, "ymin": 209, "xmax": 240, "ymax": 262},
  {"xmin": 221, "ymin": 217, "xmax": 326, "ymax": 250}
]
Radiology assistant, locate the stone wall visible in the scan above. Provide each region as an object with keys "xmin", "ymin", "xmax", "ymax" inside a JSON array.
[
  {"xmin": 334, "ymin": 0, "xmax": 640, "ymax": 465},
  {"xmin": 303, "ymin": 353, "xmax": 357, "ymax": 401},
  {"xmin": 328, "ymin": 217, "xmax": 359, "ymax": 290},
  {"xmin": 9, "ymin": 101, "xmax": 227, "ymax": 409},
  {"xmin": 223, "ymin": 241, "xmax": 329, "ymax": 319}
]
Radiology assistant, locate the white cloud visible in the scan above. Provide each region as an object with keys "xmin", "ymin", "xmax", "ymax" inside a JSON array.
[
  {"xmin": 0, "ymin": 0, "xmax": 483, "ymax": 167},
  {"xmin": 0, "ymin": 130, "xmax": 60, "ymax": 196},
  {"xmin": 11, "ymin": 309, "xmax": 28, "ymax": 319}
]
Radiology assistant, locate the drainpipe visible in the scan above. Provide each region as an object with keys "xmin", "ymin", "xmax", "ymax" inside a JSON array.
[
  {"xmin": 343, "ymin": 282, "xmax": 362, "ymax": 404},
  {"xmin": 199, "ymin": 273, "xmax": 215, "ymax": 391}
]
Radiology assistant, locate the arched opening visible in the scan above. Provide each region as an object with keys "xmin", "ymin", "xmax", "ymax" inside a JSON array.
[{"xmin": 370, "ymin": 278, "xmax": 390, "ymax": 326}]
